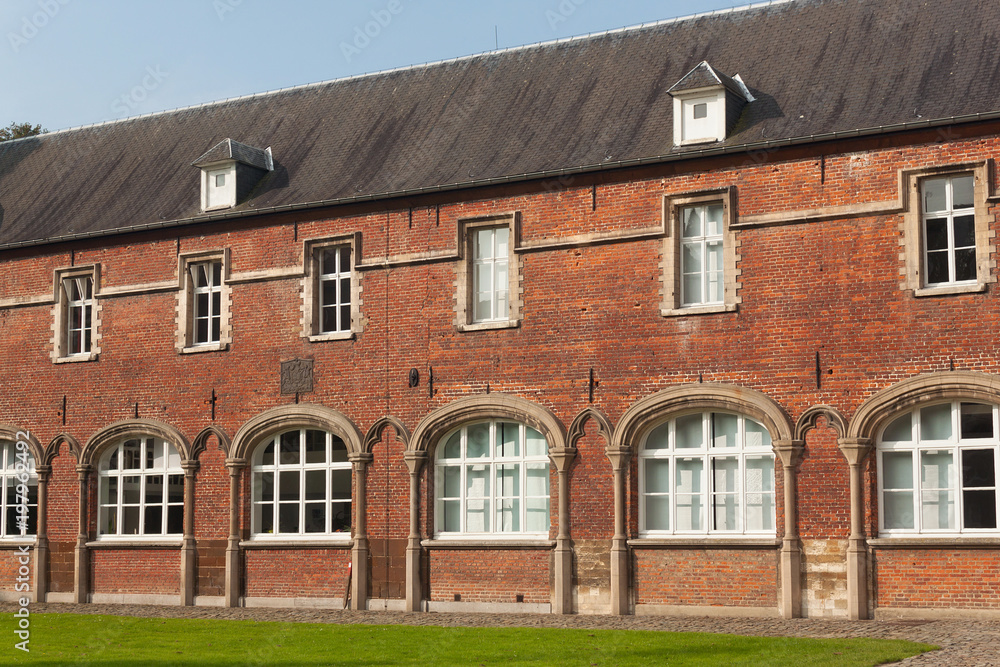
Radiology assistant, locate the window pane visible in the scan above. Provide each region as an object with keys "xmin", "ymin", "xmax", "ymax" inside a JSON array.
[
  {"xmin": 123, "ymin": 440, "xmax": 141, "ymax": 470},
  {"xmin": 924, "ymin": 218, "xmax": 948, "ymax": 250},
  {"xmin": 961, "ymin": 403, "xmax": 993, "ymax": 440},
  {"xmin": 711, "ymin": 413, "xmax": 738, "ymax": 448},
  {"xmin": 926, "ymin": 251, "xmax": 948, "ymax": 285},
  {"xmin": 331, "ymin": 501, "xmax": 351, "ymax": 532},
  {"xmin": 465, "ymin": 465, "xmax": 490, "ymax": 532},
  {"xmin": 682, "ymin": 207, "xmax": 701, "ymax": 238},
  {"xmin": 526, "ymin": 465, "xmax": 548, "ymax": 496},
  {"xmin": 475, "ymin": 291, "xmax": 492, "ymax": 322},
  {"xmin": 442, "ymin": 466, "xmax": 460, "ymax": 497},
  {"xmin": 645, "ymin": 422, "xmax": 670, "ymax": 450},
  {"xmin": 682, "ymin": 242, "xmax": 703, "ymax": 273},
  {"xmin": 644, "ymin": 459, "xmax": 670, "ymax": 494},
  {"xmin": 100, "ymin": 505, "xmax": 116, "ymax": 534},
  {"xmin": 921, "ymin": 450, "xmax": 954, "ymax": 488},
  {"xmin": 645, "ymin": 495, "xmax": 670, "ymax": 531},
  {"xmin": 305, "ymin": 470, "xmax": 325, "ymax": 501},
  {"xmin": 706, "ymin": 204, "xmax": 724, "ymax": 236},
  {"xmin": 745, "ymin": 419, "xmax": 771, "ymax": 448},
  {"xmin": 166, "ymin": 506, "xmax": 183, "ymax": 534},
  {"xmin": 212, "ymin": 262, "xmax": 221, "ymax": 284},
  {"xmin": 675, "ymin": 458, "xmax": 703, "ymax": 494},
  {"xmin": 321, "ymin": 248, "xmax": 339, "ymax": 275},
  {"xmin": 675, "ymin": 493, "xmax": 702, "ymax": 531},
  {"xmin": 474, "ymin": 229, "xmax": 493, "ymax": 260},
  {"xmin": 675, "ymin": 414, "xmax": 703, "ymax": 449},
  {"xmin": 321, "ymin": 279, "xmax": 338, "ymax": 307},
  {"xmin": 496, "ymin": 422, "xmax": 519, "ymax": 457},
  {"xmin": 339, "ymin": 277, "xmax": 351, "ymax": 305},
  {"xmin": 305, "ymin": 430, "xmax": 326, "ymax": 463},
  {"xmin": 883, "ymin": 490, "xmax": 915, "ymax": 529},
  {"xmin": 259, "ymin": 504, "xmax": 274, "ymax": 534},
  {"xmin": 682, "ymin": 274, "xmax": 702, "ymax": 306},
  {"xmin": 195, "ymin": 318, "xmax": 208, "ymax": 344},
  {"xmin": 442, "ymin": 499, "xmax": 460, "ymax": 532},
  {"xmin": 122, "ymin": 476, "xmax": 141, "ymax": 504},
  {"xmin": 256, "ymin": 472, "xmax": 274, "ymax": 503},
  {"xmin": 279, "ymin": 431, "xmax": 300, "ymax": 464},
  {"xmin": 882, "ymin": 451, "xmax": 913, "ymax": 489},
  {"xmin": 330, "ymin": 469, "xmax": 352, "ymax": 499},
  {"xmin": 261, "ymin": 442, "xmax": 275, "ymax": 466},
  {"xmin": 144, "ymin": 475, "xmax": 163, "ymax": 504},
  {"xmin": 166, "ymin": 474, "xmax": 183, "ymax": 504},
  {"xmin": 467, "ymin": 424, "xmax": 490, "ymax": 458},
  {"xmin": 495, "ymin": 227, "xmax": 509, "ymax": 256},
  {"xmin": 712, "ymin": 457, "xmax": 739, "ymax": 493},
  {"xmin": 143, "ymin": 506, "xmax": 163, "ymax": 535},
  {"xmin": 497, "ymin": 498, "xmax": 519, "ymax": 532},
  {"xmin": 713, "ymin": 493, "xmax": 739, "ymax": 531},
  {"xmin": 525, "ymin": 498, "xmax": 549, "ymax": 533},
  {"xmin": 954, "ymin": 215, "xmax": 975, "ymax": 247},
  {"xmin": 101, "ymin": 477, "xmax": 118, "ymax": 505},
  {"xmin": 304, "ymin": 503, "xmax": 326, "ymax": 533},
  {"xmin": 330, "ymin": 437, "xmax": 348, "ymax": 463},
  {"xmin": 955, "ymin": 248, "xmax": 976, "ymax": 282},
  {"xmin": 963, "ymin": 490, "xmax": 997, "ymax": 529},
  {"xmin": 952, "ymin": 175, "xmax": 974, "ymax": 209},
  {"xmin": 442, "ymin": 432, "xmax": 461, "ymax": 459},
  {"xmin": 962, "ymin": 449, "xmax": 996, "ymax": 487},
  {"xmin": 882, "ymin": 414, "xmax": 912, "ymax": 442},
  {"xmin": 921, "ymin": 489, "xmax": 955, "ymax": 530},
  {"xmin": 496, "ymin": 464, "xmax": 519, "ymax": 497},
  {"xmin": 279, "ymin": 470, "xmax": 300, "ymax": 501},
  {"xmin": 123, "ymin": 506, "xmax": 140, "ymax": 535},
  {"xmin": 923, "ymin": 177, "xmax": 947, "ymax": 212},
  {"xmin": 525, "ymin": 427, "xmax": 546, "ymax": 457},
  {"xmin": 340, "ymin": 247, "xmax": 351, "ymax": 269},
  {"xmin": 920, "ymin": 404, "xmax": 953, "ymax": 440},
  {"xmin": 745, "ymin": 456, "xmax": 774, "ymax": 493},
  {"xmin": 278, "ymin": 504, "xmax": 299, "ymax": 533}
]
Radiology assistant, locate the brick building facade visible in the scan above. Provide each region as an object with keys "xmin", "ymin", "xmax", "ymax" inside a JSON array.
[{"xmin": 2, "ymin": 0, "xmax": 1000, "ymax": 620}]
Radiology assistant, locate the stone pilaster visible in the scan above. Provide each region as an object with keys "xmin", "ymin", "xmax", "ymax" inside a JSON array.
[
  {"xmin": 34, "ymin": 465, "xmax": 51, "ymax": 603},
  {"xmin": 403, "ymin": 451, "xmax": 426, "ymax": 612},
  {"xmin": 605, "ymin": 445, "xmax": 631, "ymax": 615},
  {"xmin": 773, "ymin": 439, "xmax": 805, "ymax": 619},
  {"xmin": 349, "ymin": 452, "xmax": 373, "ymax": 610},
  {"xmin": 549, "ymin": 446, "xmax": 577, "ymax": 614},
  {"xmin": 73, "ymin": 464, "xmax": 92, "ymax": 604},
  {"xmin": 223, "ymin": 458, "xmax": 245, "ymax": 607},
  {"xmin": 180, "ymin": 460, "xmax": 200, "ymax": 606},
  {"xmin": 838, "ymin": 437, "xmax": 873, "ymax": 620}
]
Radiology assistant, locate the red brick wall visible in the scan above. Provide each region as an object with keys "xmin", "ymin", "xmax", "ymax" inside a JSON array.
[
  {"xmin": 0, "ymin": 125, "xmax": 998, "ymax": 609},
  {"xmin": 875, "ymin": 549, "xmax": 1000, "ymax": 608},
  {"xmin": 633, "ymin": 549, "xmax": 779, "ymax": 607},
  {"xmin": 428, "ymin": 550, "xmax": 550, "ymax": 604},
  {"xmin": 91, "ymin": 549, "xmax": 180, "ymax": 595},
  {"xmin": 243, "ymin": 548, "xmax": 350, "ymax": 598}
]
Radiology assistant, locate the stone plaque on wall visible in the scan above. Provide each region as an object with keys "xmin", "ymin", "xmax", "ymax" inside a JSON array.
[{"xmin": 280, "ymin": 359, "xmax": 314, "ymax": 394}]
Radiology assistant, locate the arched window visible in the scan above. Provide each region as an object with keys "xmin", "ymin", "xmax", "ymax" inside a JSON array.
[
  {"xmin": 1, "ymin": 440, "xmax": 37, "ymax": 539},
  {"xmin": 435, "ymin": 421, "xmax": 549, "ymax": 537},
  {"xmin": 251, "ymin": 429, "xmax": 352, "ymax": 537},
  {"xmin": 878, "ymin": 401, "xmax": 998, "ymax": 534},
  {"xmin": 98, "ymin": 437, "xmax": 183, "ymax": 536},
  {"xmin": 639, "ymin": 412, "xmax": 775, "ymax": 535}
]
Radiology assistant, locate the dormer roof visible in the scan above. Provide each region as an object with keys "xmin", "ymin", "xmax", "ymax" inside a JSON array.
[
  {"xmin": 192, "ymin": 138, "xmax": 272, "ymax": 171},
  {"xmin": 668, "ymin": 61, "xmax": 754, "ymax": 102}
]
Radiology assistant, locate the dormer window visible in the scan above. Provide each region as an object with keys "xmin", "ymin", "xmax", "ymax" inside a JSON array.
[
  {"xmin": 192, "ymin": 138, "xmax": 273, "ymax": 212},
  {"xmin": 669, "ymin": 61, "xmax": 754, "ymax": 146}
]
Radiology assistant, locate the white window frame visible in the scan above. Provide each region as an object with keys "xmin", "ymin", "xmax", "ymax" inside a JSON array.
[
  {"xmin": 250, "ymin": 429, "xmax": 353, "ymax": 540},
  {"xmin": 97, "ymin": 437, "xmax": 184, "ymax": 539},
  {"xmin": 639, "ymin": 411, "xmax": 776, "ymax": 537},
  {"xmin": 64, "ymin": 276, "xmax": 94, "ymax": 356},
  {"xmin": 434, "ymin": 421, "xmax": 550, "ymax": 538},
  {"xmin": 455, "ymin": 214, "xmax": 521, "ymax": 332},
  {"xmin": 921, "ymin": 173, "xmax": 977, "ymax": 287},
  {"xmin": 0, "ymin": 440, "xmax": 37, "ymax": 541},
  {"xmin": 472, "ymin": 226, "xmax": 510, "ymax": 323},
  {"xmin": 301, "ymin": 235, "xmax": 363, "ymax": 342},
  {"xmin": 680, "ymin": 203, "xmax": 725, "ymax": 307},
  {"xmin": 191, "ymin": 260, "xmax": 222, "ymax": 346},
  {"xmin": 52, "ymin": 265, "xmax": 101, "ymax": 363},
  {"xmin": 878, "ymin": 401, "xmax": 1000, "ymax": 536}
]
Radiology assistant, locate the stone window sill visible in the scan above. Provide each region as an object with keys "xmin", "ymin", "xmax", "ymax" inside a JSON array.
[
  {"xmin": 456, "ymin": 319, "xmax": 521, "ymax": 333},
  {"xmin": 307, "ymin": 331, "xmax": 356, "ymax": 343},
  {"xmin": 241, "ymin": 538, "xmax": 353, "ymax": 549},
  {"xmin": 180, "ymin": 342, "xmax": 228, "ymax": 355},
  {"xmin": 629, "ymin": 537, "xmax": 780, "ymax": 549},
  {"xmin": 422, "ymin": 538, "xmax": 554, "ymax": 549},
  {"xmin": 661, "ymin": 303, "xmax": 737, "ymax": 318},
  {"xmin": 54, "ymin": 353, "xmax": 99, "ymax": 364},
  {"xmin": 913, "ymin": 283, "xmax": 986, "ymax": 298},
  {"xmin": 87, "ymin": 539, "xmax": 183, "ymax": 549},
  {"xmin": 869, "ymin": 536, "xmax": 1000, "ymax": 549}
]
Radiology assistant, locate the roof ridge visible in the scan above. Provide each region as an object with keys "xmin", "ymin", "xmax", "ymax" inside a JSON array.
[{"xmin": 3, "ymin": 0, "xmax": 800, "ymax": 142}]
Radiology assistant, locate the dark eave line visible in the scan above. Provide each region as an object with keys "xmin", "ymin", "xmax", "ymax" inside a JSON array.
[{"xmin": 3, "ymin": 109, "xmax": 1000, "ymax": 252}]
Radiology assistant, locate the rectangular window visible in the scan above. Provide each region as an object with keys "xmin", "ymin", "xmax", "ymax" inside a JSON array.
[
  {"xmin": 681, "ymin": 203, "xmax": 725, "ymax": 307},
  {"xmin": 473, "ymin": 227, "xmax": 510, "ymax": 323},
  {"xmin": 64, "ymin": 276, "xmax": 93, "ymax": 356},
  {"xmin": 922, "ymin": 174, "xmax": 976, "ymax": 286},
  {"xmin": 319, "ymin": 246, "xmax": 352, "ymax": 334},
  {"xmin": 191, "ymin": 261, "xmax": 222, "ymax": 345}
]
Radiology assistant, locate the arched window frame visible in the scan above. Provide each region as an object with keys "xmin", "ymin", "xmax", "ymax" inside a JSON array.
[
  {"xmin": 0, "ymin": 439, "xmax": 37, "ymax": 541},
  {"xmin": 249, "ymin": 428, "xmax": 353, "ymax": 541},
  {"xmin": 877, "ymin": 400, "xmax": 1000, "ymax": 535},
  {"xmin": 97, "ymin": 436, "xmax": 184, "ymax": 539},
  {"xmin": 434, "ymin": 420, "xmax": 550, "ymax": 538},
  {"xmin": 638, "ymin": 411, "xmax": 776, "ymax": 536}
]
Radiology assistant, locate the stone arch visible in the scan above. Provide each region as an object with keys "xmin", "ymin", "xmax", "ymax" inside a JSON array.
[
  {"xmin": 567, "ymin": 408, "xmax": 613, "ymax": 448},
  {"xmin": 192, "ymin": 425, "xmax": 232, "ymax": 460},
  {"xmin": 613, "ymin": 383, "xmax": 794, "ymax": 451},
  {"xmin": 81, "ymin": 418, "xmax": 193, "ymax": 466},
  {"xmin": 0, "ymin": 426, "xmax": 45, "ymax": 464},
  {"xmin": 363, "ymin": 416, "xmax": 410, "ymax": 454},
  {"xmin": 848, "ymin": 371, "xmax": 1000, "ymax": 440},
  {"xmin": 43, "ymin": 433, "xmax": 82, "ymax": 466},
  {"xmin": 230, "ymin": 403, "xmax": 364, "ymax": 461},
  {"xmin": 795, "ymin": 405, "xmax": 848, "ymax": 441},
  {"xmin": 409, "ymin": 394, "xmax": 567, "ymax": 456}
]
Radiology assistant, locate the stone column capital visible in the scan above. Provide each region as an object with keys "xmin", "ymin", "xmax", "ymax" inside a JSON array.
[
  {"xmin": 36, "ymin": 465, "xmax": 52, "ymax": 483},
  {"xmin": 225, "ymin": 458, "xmax": 246, "ymax": 472},
  {"xmin": 548, "ymin": 447, "xmax": 577, "ymax": 472},
  {"xmin": 604, "ymin": 445, "xmax": 632, "ymax": 471},
  {"xmin": 75, "ymin": 464, "xmax": 93, "ymax": 478},
  {"xmin": 837, "ymin": 437, "xmax": 873, "ymax": 466},
  {"xmin": 349, "ymin": 452, "xmax": 374, "ymax": 467},
  {"xmin": 772, "ymin": 439, "xmax": 805, "ymax": 468},
  {"xmin": 403, "ymin": 450, "xmax": 427, "ymax": 474},
  {"xmin": 181, "ymin": 460, "xmax": 201, "ymax": 475}
]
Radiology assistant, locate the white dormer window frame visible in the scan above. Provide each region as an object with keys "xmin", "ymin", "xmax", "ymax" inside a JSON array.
[
  {"xmin": 201, "ymin": 162, "xmax": 237, "ymax": 211},
  {"xmin": 673, "ymin": 87, "xmax": 727, "ymax": 146}
]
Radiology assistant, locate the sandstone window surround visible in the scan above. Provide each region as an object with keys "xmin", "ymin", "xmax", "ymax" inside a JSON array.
[
  {"xmin": 901, "ymin": 162, "xmax": 996, "ymax": 297},
  {"xmin": 175, "ymin": 250, "xmax": 232, "ymax": 353},
  {"xmin": 300, "ymin": 234, "xmax": 364, "ymax": 342},
  {"xmin": 51, "ymin": 264, "xmax": 101, "ymax": 363},
  {"xmin": 661, "ymin": 188, "xmax": 740, "ymax": 317},
  {"xmin": 454, "ymin": 213, "xmax": 522, "ymax": 332}
]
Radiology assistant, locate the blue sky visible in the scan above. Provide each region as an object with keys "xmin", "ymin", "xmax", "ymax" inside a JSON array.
[{"xmin": 2, "ymin": 0, "xmax": 745, "ymax": 133}]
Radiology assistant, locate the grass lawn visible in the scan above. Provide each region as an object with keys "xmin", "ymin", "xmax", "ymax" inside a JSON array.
[{"xmin": 3, "ymin": 613, "xmax": 935, "ymax": 666}]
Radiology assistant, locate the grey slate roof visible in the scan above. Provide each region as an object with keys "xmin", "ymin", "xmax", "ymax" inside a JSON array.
[
  {"xmin": 2, "ymin": 0, "xmax": 1000, "ymax": 248},
  {"xmin": 668, "ymin": 62, "xmax": 746, "ymax": 98}
]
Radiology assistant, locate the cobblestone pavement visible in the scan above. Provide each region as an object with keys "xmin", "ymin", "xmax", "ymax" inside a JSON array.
[{"xmin": 4, "ymin": 602, "xmax": 999, "ymax": 665}]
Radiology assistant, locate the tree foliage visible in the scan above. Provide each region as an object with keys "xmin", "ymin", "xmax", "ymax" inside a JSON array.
[{"xmin": 0, "ymin": 121, "xmax": 46, "ymax": 141}]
